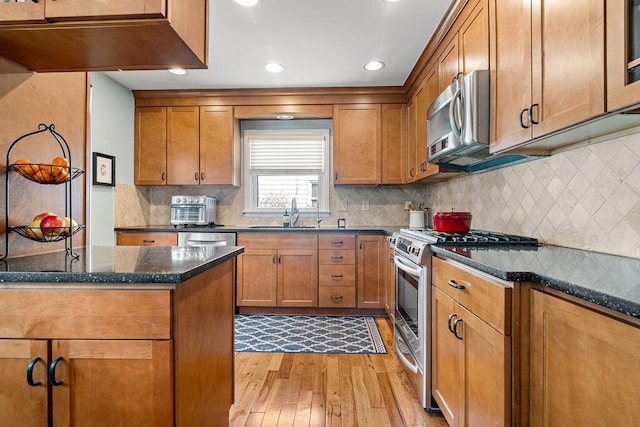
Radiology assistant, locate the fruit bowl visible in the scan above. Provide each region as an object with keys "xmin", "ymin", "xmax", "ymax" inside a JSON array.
[
  {"xmin": 11, "ymin": 163, "xmax": 84, "ymax": 184},
  {"xmin": 11, "ymin": 224, "xmax": 85, "ymax": 243}
]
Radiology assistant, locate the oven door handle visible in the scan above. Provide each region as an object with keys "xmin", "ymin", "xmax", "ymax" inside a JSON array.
[
  {"xmin": 394, "ymin": 337, "xmax": 419, "ymax": 374},
  {"xmin": 394, "ymin": 256, "xmax": 423, "ymax": 276}
]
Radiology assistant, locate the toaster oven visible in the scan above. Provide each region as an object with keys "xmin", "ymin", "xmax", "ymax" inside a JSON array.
[{"xmin": 170, "ymin": 195, "xmax": 217, "ymax": 226}]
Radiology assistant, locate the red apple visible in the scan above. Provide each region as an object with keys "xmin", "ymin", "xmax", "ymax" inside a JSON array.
[
  {"xmin": 33, "ymin": 211, "xmax": 56, "ymax": 222},
  {"xmin": 40, "ymin": 215, "xmax": 65, "ymax": 238}
]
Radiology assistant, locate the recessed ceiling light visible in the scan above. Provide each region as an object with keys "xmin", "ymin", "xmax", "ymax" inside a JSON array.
[
  {"xmin": 364, "ymin": 61, "xmax": 385, "ymax": 71},
  {"xmin": 383, "ymin": 0, "xmax": 406, "ymax": 3},
  {"xmin": 168, "ymin": 68, "xmax": 187, "ymax": 75},
  {"xmin": 265, "ymin": 63, "xmax": 285, "ymax": 73},
  {"xmin": 276, "ymin": 114, "xmax": 294, "ymax": 120},
  {"xmin": 234, "ymin": 0, "xmax": 261, "ymax": 6}
]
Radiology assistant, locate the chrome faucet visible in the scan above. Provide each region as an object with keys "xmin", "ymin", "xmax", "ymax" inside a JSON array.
[
  {"xmin": 290, "ymin": 198, "xmax": 300, "ymax": 227},
  {"xmin": 315, "ymin": 201, "xmax": 325, "ymax": 228}
]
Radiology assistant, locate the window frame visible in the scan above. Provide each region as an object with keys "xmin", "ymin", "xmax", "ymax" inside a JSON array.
[{"xmin": 243, "ymin": 128, "xmax": 331, "ymax": 216}]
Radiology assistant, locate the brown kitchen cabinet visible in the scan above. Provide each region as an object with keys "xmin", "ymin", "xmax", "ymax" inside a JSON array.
[
  {"xmin": 0, "ymin": 0, "xmax": 206, "ymax": 72},
  {"xmin": 0, "ymin": 260, "xmax": 235, "ymax": 426},
  {"xmin": 381, "ymin": 104, "xmax": 407, "ymax": 184},
  {"xmin": 384, "ymin": 244, "xmax": 395, "ymax": 321},
  {"xmin": 135, "ymin": 106, "xmax": 167, "ymax": 185},
  {"xmin": 431, "ymin": 256, "xmax": 512, "ymax": 427},
  {"xmin": 116, "ymin": 231, "xmax": 178, "ymax": 246},
  {"xmin": 491, "ymin": 0, "xmax": 605, "ymax": 153},
  {"xmin": 606, "ymin": 0, "xmax": 640, "ymax": 111},
  {"xmin": 237, "ymin": 233, "xmax": 318, "ymax": 308},
  {"xmin": 318, "ymin": 234, "xmax": 356, "ymax": 308},
  {"xmin": 333, "ymin": 104, "xmax": 382, "ymax": 184},
  {"xmin": 356, "ymin": 234, "xmax": 386, "ymax": 309},
  {"xmin": 134, "ymin": 104, "xmax": 240, "ymax": 186},
  {"xmin": 529, "ymin": 289, "xmax": 640, "ymax": 426}
]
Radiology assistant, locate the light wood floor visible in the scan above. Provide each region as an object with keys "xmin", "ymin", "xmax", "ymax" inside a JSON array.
[{"xmin": 229, "ymin": 317, "xmax": 448, "ymax": 427}]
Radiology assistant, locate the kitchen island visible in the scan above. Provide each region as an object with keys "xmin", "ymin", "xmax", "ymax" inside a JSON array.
[{"xmin": 0, "ymin": 245, "xmax": 243, "ymax": 427}]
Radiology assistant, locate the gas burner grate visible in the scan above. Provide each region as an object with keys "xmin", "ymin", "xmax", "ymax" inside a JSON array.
[{"xmin": 413, "ymin": 229, "xmax": 538, "ymax": 245}]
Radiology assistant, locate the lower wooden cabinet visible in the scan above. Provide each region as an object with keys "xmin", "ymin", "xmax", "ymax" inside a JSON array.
[
  {"xmin": 356, "ymin": 234, "xmax": 386, "ymax": 309},
  {"xmin": 116, "ymin": 231, "xmax": 178, "ymax": 246},
  {"xmin": 0, "ymin": 260, "xmax": 235, "ymax": 427},
  {"xmin": 431, "ymin": 256, "xmax": 512, "ymax": 427},
  {"xmin": 529, "ymin": 290, "xmax": 640, "ymax": 426},
  {"xmin": 318, "ymin": 234, "xmax": 356, "ymax": 308},
  {"xmin": 236, "ymin": 233, "xmax": 318, "ymax": 307}
]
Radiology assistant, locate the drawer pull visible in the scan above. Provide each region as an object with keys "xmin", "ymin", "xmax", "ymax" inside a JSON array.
[
  {"xmin": 331, "ymin": 240, "xmax": 344, "ymax": 246},
  {"xmin": 26, "ymin": 357, "xmax": 43, "ymax": 387},
  {"xmin": 142, "ymin": 240, "xmax": 155, "ymax": 243},
  {"xmin": 448, "ymin": 279, "xmax": 465, "ymax": 290},
  {"xmin": 447, "ymin": 313, "xmax": 457, "ymax": 333},
  {"xmin": 331, "ymin": 295, "xmax": 344, "ymax": 301},
  {"xmin": 452, "ymin": 318, "xmax": 463, "ymax": 340},
  {"xmin": 49, "ymin": 357, "xmax": 64, "ymax": 387},
  {"xmin": 331, "ymin": 274, "xmax": 344, "ymax": 279},
  {"xmin": 331, "ymin": 256, "xmax": 343, "ymax": 261}
]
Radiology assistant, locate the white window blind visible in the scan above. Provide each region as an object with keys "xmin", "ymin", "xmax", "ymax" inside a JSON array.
[{"xmin": 249, "ymin": 137, "xmax": 325, "ymax": 172}]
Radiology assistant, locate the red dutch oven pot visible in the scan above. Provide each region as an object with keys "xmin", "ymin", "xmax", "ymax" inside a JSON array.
[{"xmin": 433, "ymin": 211, "xmax": 473, "ymax": 233}]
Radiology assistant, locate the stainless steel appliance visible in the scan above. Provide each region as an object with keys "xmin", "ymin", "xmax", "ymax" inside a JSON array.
[
  {"xmin": 427, "ymin": 70, "xmax": 542, "ymax": 173},
  {"xmin": 174, "ymin": 232, "xmax": 237, "ymax": 261},
  {"xmin": 389, "ymin": 228, "xmax": 538, "ymax": 412},
  {"xmin": 170, "ymin": 195, "xmax": 217, "ymax": 226}
]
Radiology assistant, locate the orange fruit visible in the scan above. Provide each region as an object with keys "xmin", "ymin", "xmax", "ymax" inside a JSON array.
[
  {"xmin": 13, "ymin": 158, "xmax": 37, "ymax": 178},
  {"xmin": 51, "ymin": 157, "xmax": 70, "ymax": 181}
]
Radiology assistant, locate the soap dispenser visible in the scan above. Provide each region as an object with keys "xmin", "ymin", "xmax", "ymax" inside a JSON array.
[{"xmin": 283, "ymin": 209, "xmax": 290, "ymax": 227}]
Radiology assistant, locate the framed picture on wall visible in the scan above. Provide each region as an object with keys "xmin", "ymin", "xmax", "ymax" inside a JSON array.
[{"xmin": 92, "ymin": 152, "xmax": 115, "ymax": 187}]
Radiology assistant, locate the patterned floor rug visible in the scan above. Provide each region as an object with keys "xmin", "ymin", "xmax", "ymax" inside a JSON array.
[{"xmin": 234, "ymin": 315, "xmax": 387, "ymax": 354}]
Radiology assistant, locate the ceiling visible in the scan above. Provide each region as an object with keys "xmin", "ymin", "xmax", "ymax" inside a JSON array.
[{"xmin": 104, "ymin": 0, "xmax": 453, "ymax": 91}]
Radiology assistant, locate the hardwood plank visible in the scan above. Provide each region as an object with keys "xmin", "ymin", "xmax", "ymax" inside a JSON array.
[{"xmin": 293, "ymin": 390, "xmax": 313, "ymax": 426}]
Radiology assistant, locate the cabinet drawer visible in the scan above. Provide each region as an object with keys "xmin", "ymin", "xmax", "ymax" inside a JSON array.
[
  {"xmin": 319, "ymin": 234, "xmax": 355, "ymax": 250},
  {"xmin": 318, "ymin": 249, "xmax": 355, "ymax": 265},
  {"xmin": 432, "ymin": 256, "xmax": 511, "ymax": 334},
  {"xmin": 0, "ymin": 290, "xmax": 171, "ymax": 339},
  {"xmin": 319, "ymin": 265, "xmax": 356, "ymax": 286},
  {"xmin": 319, "ymin": 286, "xmax": 356, "ymax": 308},
  {"xmin": 116, "ymin": 231, "xmax": 178, "ymax": 246},
  {"xmin": 45, "ymin": 0, "xmax": 166, "ymax": 21}
]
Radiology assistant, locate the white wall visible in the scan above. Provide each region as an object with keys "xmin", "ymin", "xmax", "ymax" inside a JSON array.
[{"xmin": 89, "ymin": 73, "xmax": 134, "ymax": 246}]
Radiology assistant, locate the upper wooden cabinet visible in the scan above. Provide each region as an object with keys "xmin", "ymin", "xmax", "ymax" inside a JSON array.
[
  {"xmin": 491, "ymin": 0, "xmax": 605, "ymax": 153},
  {"xmin": 0, "ymin": 0, "xmax": 206, "ymax": 72},
  {"xmin": 606, "ymin": 0, "xmax": 640, "ymax": 111},
  {"xmin": 381, "ymin": 104, "xmax": 407, "ymax": 184},
  {"xmin": 134, "ymin": 104, "xmax": 240, "ymax": 186},
  {"xmin": 333, "ymin": 104, "xmax": 382, "ymax": 185}
]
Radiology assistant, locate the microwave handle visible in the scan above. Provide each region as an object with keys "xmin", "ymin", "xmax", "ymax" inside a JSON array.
[{"xmin": 449, "ymin": 87, "xmax": 463, "ymax": 138}]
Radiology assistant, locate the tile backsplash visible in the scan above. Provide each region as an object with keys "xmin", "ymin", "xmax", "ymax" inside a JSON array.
[{"xmin": 115, "ymin": 129, "xmax": 640, "ymax": 259}]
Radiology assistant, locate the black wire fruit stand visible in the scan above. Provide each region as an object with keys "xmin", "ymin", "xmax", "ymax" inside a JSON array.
[{"xmin": 2, "ymin": 124, "xmax": 85, "ymax": 260}]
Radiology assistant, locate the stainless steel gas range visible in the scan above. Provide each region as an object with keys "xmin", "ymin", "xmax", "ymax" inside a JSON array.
[{"xmin": 389, "ymin": 228, "xmax": 538, "ymax": 412}]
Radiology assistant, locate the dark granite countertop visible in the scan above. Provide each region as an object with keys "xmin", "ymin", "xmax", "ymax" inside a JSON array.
[
  {"xmin": 431, "ymin": 245, "xmax": 640, "ymax": 319},
  {"xmin": 0, "ymin": 245, "xmax": 244, "ymax": 288},
  {"xmin": 114, "ymin": 225, "xmax": 397, "ymax": 235}
]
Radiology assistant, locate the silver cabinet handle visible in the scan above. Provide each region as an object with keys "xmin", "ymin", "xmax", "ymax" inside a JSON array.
[
  {"xmin": 448, "ymin": 279, "xmax": 465, "ymax": 290},
  {"xmin": 331, "ymin": 295, "xmax": 344, "ymax": 301},
  {"xmin": 330, "ymin": 256, "xmax": 343, "ymax": 261},
  {"xmin": 330, "ymin": 274, "xmax": 343, "ymax": 279},
  {"xmin": 452, "ymin": 318, "xmax": 463, "ymax": 340}
]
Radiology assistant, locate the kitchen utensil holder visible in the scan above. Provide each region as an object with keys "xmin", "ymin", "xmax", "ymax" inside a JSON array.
[
  {"xmin": 409, "ymin": 210, "xmax": 425, "ymax": 229},
  {"xmin": 2, "ymin": 124, "xmax": 85, "ymax": 260}
]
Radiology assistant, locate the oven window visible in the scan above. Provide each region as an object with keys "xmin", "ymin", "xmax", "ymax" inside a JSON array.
[{"xmin": 397, "ymin": 269, "xmax": 420, "ymax": 337}]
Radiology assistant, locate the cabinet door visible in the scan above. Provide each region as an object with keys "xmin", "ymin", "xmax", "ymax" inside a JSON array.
[
  {"xmin": 116, "ymin": 231, "xmax": 178, "ymax": 246},
  {"xmin": 459, "ymin": 0, "xmax": 489, "ymax": 74},
  {"xmin": 381, "ymin": 103, "xmax": 406, "ymax": 184},
  {"xmin": 438, "ymin": 36, "xmax": 460, "ymax": 92},
  {"xmin": 200, "ymin": 106, "xmax": 240, "ymax": 186},
  {"xmin": 236, "ymin": 249, "xmax": 277, "ymax": 306},
  {"xmin": 491, "ymin": 0, "xmax": 533, "ymax": 152},
  {"xmin": 333, "ymin": 104, "xmax": 381, "ymax": 184},
  {"xmin": 607, "ymin": 0, "xmax": 640, "ymax": 110},
  {"xmin": 530, "ymin": 291, "xmax": 640, "ymax": 426},
  {"xmin": 50, "ymin": 340, "xmax": 172, "ymax": 427},
  {"xmin": 44, "ymin": 0, "xmax": 166, "ymax": 20},
  {"xmin": 531, "ymin": 0, "xmax": 604, "ymax": 138},
  {"xmin": 135, "ymin": 107, "xmax": 167, "ymax": 186},
  {"xmin": 0, "ymin": 1, "xmax": 45, "ymax": 23},
  {"xmin": 406, "ymin": 94, "xmax": 418, "ymax": 182},
  {"xmin": 356, "ymin": 235, "xmax": 386, "ymax": 309},
  {"xmin": 432, "ymin": 287, "xmax": 462, "ymax": 427},
  {"xmin": 422, "ymin": 63, "xmax": 442, "ymax": 178},
  {"xmin": 167, "ymin": 106, "xmax": 200, "ymax": 185},
  {"xmin": 459, "ymin": 305, "xmax": 511, "ymax": 426},
  {"xmin": 0, "ymin": 340, "xmax": 48, "ymax": 427},
  {"xmin": 277, "ymin": 249, "xmax": 318, "ymax": 307}
]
